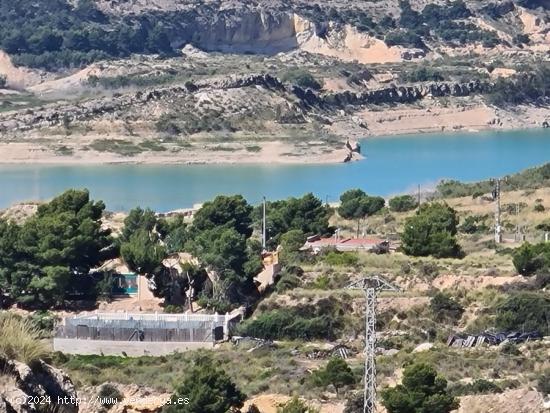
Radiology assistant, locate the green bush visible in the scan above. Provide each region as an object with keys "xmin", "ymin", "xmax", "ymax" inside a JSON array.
[
  {"xmin": 310, "ymin": 357, "xmax": 355, "ymax": 396},
  {"xmin": 164, "ymin": 304, "xmax": 184, "ymax": 313},
  {"xmin": 401, "ymin": 67, "xmax": 444, "ymax": 83},
  {"xmin": 322, "ymin": 251, "xmax": 359, "ymax": 267},
  {"xmin": 277, "ymin": 397, "xmax": 318, "ymax": 413},
  {"xmin": 487, "ymin": 62, "xmax": 550, "ymax": 106},
  {"xmin": 0, "ymin": 312, "xmax": 49, "ymax": 364},
  {"xmin": 165, "ymin": 355, "xmax": 245, "ymax": 413},
  {"xmin": 436, "ymin": 163, "xmax": 550, "ymax": 198},
  {"xmin": 28, "ymin": 310, "xmax": 58, "ymax": 336},
  {"xmin": 495, "ymin": 292, "xmax": 550, "ymax": 334},
  {"xmin": 0, "ymin": 0, "xmax": 178, "ymax": 70},
  {"xmin": 389, "ymin": 195, "xmax": 418, "ymax": 212},
  {"xmin": 338, "ymin": 189, "xmax": 385, "ymax": 223},
  {"xmin": 512, "ymin": 242, "xmax": 550, "ymax": 276},
  {"xmin": 449, "ymin": 379, "xmax": 502, "ymax": 396},
  {"xmin": 238, "ymin": 299, "xmax": 347, "ymax": 340},
  {"xmin": 0, "ymin": 74, "xmax": 6, "ymax": 88},
  {"xmin": 275, "ymin": 273, "xmax": 302, "ymax": 293},
  {"xmin": 381, "ymin": 363, "xmax": 459, "ymax": 413},
  {"xmin": 275, "ymin": 266, "xmax": 304, "ymax": 293},
  {"xmin": 401, "ymin": 203, "xmax": 462, "ymax": 258},
  {"xmin": 537, "ymin": 369, "xmax": 550, "ymax": 395},
  {"xmin": 156, "ymin": 114, "xmax": 181, "ymax": 136},
  {"xmin": 238, "ymin": 310, "xmax": 334, "ymax": 340},
  {"xmin": 430, "ymin": 292, "xmax": 464, "ymax": 322},
  {"xmin": 499, "ymin": 342, "xmax": 520, "ymax": 356},
  {"xmin": 280, "ymin": 70, "xmax": 323, "ymax": 90},
  {"xmin": 97, "ymin": 383, "xmax": 124, "ymax": 409},
  {"xmin": 459, "ymin": 215, "xmax": 489, "ymax": 234},
  {"xmin": 385, "ymin": 30, "xmax": 425, "ymax": 48}
]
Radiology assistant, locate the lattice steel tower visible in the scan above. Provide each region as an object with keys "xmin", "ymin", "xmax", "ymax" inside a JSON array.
[{"xmin": 348, "ymin": 275, "xmax": 401, "ymax": 413}]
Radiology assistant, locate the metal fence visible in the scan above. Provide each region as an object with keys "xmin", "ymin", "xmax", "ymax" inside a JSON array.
[{"xmin": 55, "ymin": 313, "xmax": 233, "ymax": 343}]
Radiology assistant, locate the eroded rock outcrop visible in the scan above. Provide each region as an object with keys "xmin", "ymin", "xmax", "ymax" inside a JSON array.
[
  {"xmin": 0, "ymin": 358, "xmax": 78, "ymax": 413},
  {"xmin": 0, "ymin": 72, "xmax": 491, "ymax": 133}
]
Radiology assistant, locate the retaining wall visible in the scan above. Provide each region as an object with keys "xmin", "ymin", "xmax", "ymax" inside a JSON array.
[{"xmin": 53, "ymin": 338, "xmax": 214, "ymax": 356}]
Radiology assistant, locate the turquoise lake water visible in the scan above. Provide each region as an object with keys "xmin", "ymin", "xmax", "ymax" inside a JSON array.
[{"xmin": 1, "ymin": 129, "xmax": 549, "ymax": 211}]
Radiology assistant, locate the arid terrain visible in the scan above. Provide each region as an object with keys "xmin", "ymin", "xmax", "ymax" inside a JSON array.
[{"xmin": 0, "ymin": 0, "xmax": 549, "ymax": 164}]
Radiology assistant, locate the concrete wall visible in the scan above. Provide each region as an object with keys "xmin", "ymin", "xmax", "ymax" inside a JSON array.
[
  {"xmin": 137, "ymin": 275, "xmax": 156, "ymax": 301},
  {"xmin": 53, "ymin": 338, "xmax": 214, "ymax": 356}
]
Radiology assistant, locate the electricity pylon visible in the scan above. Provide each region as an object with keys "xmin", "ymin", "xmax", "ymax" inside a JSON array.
[{"xmin": 348, "ymin": 275, "xmax": 401, "ymax": 413}]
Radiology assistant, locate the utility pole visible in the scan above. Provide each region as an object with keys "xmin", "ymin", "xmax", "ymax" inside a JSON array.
[
  {"xmin": 494, "ymin": 179, "xmax": 502, "ymax": 244},
  {"xmin": 417, "ymin": 184, "xmax": 421, "ymax": 207},
  {"xmin": 347, "ymin": 275, "xmax": 401, "ymax": 413},
  {"xmin": 262, "ymin": 196, "xmax": 267, "ymax": 251},
  {"xmin": 515, "ymin": 203, "xmax": 520, "ymax": 242}
]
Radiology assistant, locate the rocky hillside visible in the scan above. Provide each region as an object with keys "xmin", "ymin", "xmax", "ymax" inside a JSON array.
[
  {"xmin": 1, "ymin": 0, "xmax": 549, "ymax": 71},
  {"xmin": 0, "ymin": 357, "xmax": 78, "ymax": 413},
  {"xmin": 0, "ymin": 0, "xmax": 549, "ymax": 164}
]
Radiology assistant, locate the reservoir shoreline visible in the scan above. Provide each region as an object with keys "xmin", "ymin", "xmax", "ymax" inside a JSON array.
[
  {"xmin": 0, "ymin": 129, "xmax": 549, "ymax": 212},
  {"xmin": 0, "ymin": 106, "xmax": 548, "ymax": 166}
]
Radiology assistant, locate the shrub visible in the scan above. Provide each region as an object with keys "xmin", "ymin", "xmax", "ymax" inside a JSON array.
[
  {"xmin": 310, "ymin": 357, "xmax": 356, "ymax": 396},
  {"xmin": 0, "ymin": 312, "xmax": 49, "ymax": 364},
  {"xmin": 537, "ymin": 369, "xmax": 550, "ymax": 395},
  {"xmin": 164, "ymin": 304, "xmax": 184, "ymax": 313},
  {"xmin": 276, "ymin": 266, "xmax": 304, "ymax": 293},
  {"xmin": 430, "ymin": 292, "xmax": 464, "ymax": 322},
  {"xmin": 512, "ymin": 242, "xmax": 550, "ymax": 276},
  {"xmin": 389, "ymin": 195, "xmax": 418, "ymax": 212},
  {"xmin": 385, "ymin": 30, "xmax": 425, "ymax": 48},
  {"xmin": 165, "ymin": 355, "xmax": 245, "ymax": 413},
  {"xmin": 238, "ymin": 299, "xmax": 346, "ymax": 340},
  {"xmin": 28, "ymin": 310, "xmax": 58, "ymax": 336},
  {"xmin": 0, "ymin": 74, "xmax": 6, "ymax": 88},
  {"xmin": 323, "ymin": 251, "xmax": 359, "ymax": 267},
  {"xmin": 459, "ymin": 215, "xmax": 489, "ymax": 234},
  {"xmin": 449, "ymin": 379, "xmax": 502, "ymax": 396},
  {"xmin": 155, "ymin": 114, "xmax": 181, "ymax": 136},
  {"xmin": 495, "ymin": 292, "xmax": 550, "ymax": 334},
  {"xmin": 534, "ymin": 203, "xmax": 545, "ymax": 212},
  {"xmin": 238, "ymin": 310, "xmax": 334, "ymax": 340},
  {"xmin": 534, "ymin": 272, "xmax": 550, "ymax": 289},
  {"xmin": 97, "ymin": 383, "xmax": 124, "ymax": 409},
  {"xmin": 487, "ymin": 62, "xmax": 550, "ymax": 106},
  {"xmin": 499, "ymin": 342, "xmax": 520, "ymax": 356},
  {"xmin": 338, "ymin": 189, "xmax": 385, "ymax": 224},
  {"xmin": 381, "ymin": 363, "xmax": 459, "ymax": 413},
  {"xmin": 418, "ymin": 261, "xmax": 439, "ymax": 279},
  {"xmin": 401, "ymin": 203, "xmax": 462, "ymax": 258},
  {"xmin": 276, "ymin": 273, "xmax": 302, "ymax": 293},
  {"xmin": 401, "ymin": 67, "xmax": 444, "ymax": 83},
  {"xmin": 277, "ymin": 397, "xmax": 318, "ymax": 413},
  {"xmin": 280, "ymin": 70, "xmax": 322, "ymax": 90}
]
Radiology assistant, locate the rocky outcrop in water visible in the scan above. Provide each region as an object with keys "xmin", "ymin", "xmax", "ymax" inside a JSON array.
[{"xmin": 0, "ymin": 357, "xmax": 78, "ymax": 413}]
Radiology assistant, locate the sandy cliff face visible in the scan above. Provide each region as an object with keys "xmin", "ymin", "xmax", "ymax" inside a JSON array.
[
  {"xmin": 192, "ymin": 11, "xmax": 299, "ymax": 54},
  {"xmin": 189, "ymin": 11, "xmax": 407, "ymax": 63},
  {"xmin": 0, "ymin": 51, "xmax": 46, "ymax": 90},
  {"xmin": 297, "ymin": 19, "xmax": 406, "ymax": 64}
]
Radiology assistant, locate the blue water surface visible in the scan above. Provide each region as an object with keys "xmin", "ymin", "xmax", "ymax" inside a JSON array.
[{"xmin": 0, "ymin": 129, "xmax": 549, "ymax": 211}]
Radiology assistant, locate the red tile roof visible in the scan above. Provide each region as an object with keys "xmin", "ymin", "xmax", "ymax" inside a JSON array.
[{"xmin": 307, "ymin": 237, "xmax": 386, "ymax": 247}]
